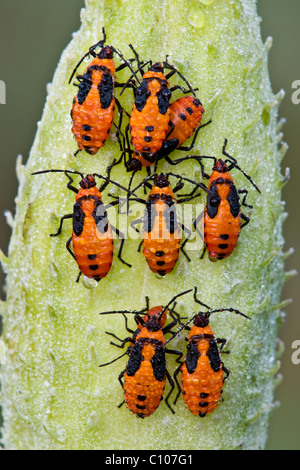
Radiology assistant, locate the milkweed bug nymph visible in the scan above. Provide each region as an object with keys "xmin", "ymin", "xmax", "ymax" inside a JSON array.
[
  {"xmin": 173, "ymin": 139, "xmax": 261, "ymax": 261},
  {"xmin": 169, "ymin": 287, "xmax": 250, "ymax": 417},
  {"xmin": 32, "ymin": 167, "xmax": 137, "ymax": 282},
  {"xmin": 98, "ymin": 289, "xmax": 193, "ymax": 418},
  {"xmin": 69, "ymin": 28, "xmax": 137, "ymax": 156}
]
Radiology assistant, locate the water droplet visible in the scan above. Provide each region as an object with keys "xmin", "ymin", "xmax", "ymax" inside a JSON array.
[
  {"xmin": 188, "ymin": 6, "xmax": 205, "ymax": 29},
  {"xmin": 82, "ymin": 275, "xmax": 98, "ymax": 289}
]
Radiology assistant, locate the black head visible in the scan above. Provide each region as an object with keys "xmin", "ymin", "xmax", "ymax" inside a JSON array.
[
  {"xmin": 153, "ymin": 173, "xmax": 170, "ymax": 188},
  {"xmin": 213, "ymin": 159, "xmax": 229, "ymax": 173},
  {"xmin": 98, "ymin": 44, "xmax": 114, "ymax": 60},
  {"xmin": 193, "ymin": 312, "xmax": 210, "ymax": 328},
  {"xmin": 79, "ymin": 174, "xmax": 97, "ymax": 189},
  {"xmin": 126, "ymin": 157, "xmax": 142, "ymax": 172},
  {"xmin": 149, "ymin": 62, "xmax": 164, "ymax": 74}
]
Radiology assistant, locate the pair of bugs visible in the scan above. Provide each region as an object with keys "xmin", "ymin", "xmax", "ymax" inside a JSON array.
[{"xmin": 99, "ymin": 287, "xmax": 250, "ymax": 418}]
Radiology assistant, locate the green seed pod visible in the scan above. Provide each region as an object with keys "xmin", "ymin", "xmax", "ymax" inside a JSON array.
[{"xmin": 0, "ymin": 0, "xmax": 289, "ymax": 450}]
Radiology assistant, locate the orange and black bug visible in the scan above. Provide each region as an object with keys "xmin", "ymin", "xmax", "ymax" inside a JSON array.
[
  {"xmin": 69, "ymin": 28, "xmax": 137, "ymax": 156},
  {"xmin": 174, "ymin": 139, "xmax": 261, "ymax": 261},
  {"xmin": 99, "ymin": 289, "xmax": 192, "ymax": 418},
  {"xmin": 170, "ymin": 287, "xmax": 250, "ymax": 417},
  {"xmin": 153, "ymin": 95, "xmax": 211, "ymax": 163},
  {"xmin": 119, "ymin": 48, "xmax": 199, "ymax": 172},
  {"xmin": 32, "ymin": 168, "xmax": 135, "ymax": 282},
  {"xmin": 128, "ymin": 172, "xmax": 203, "ymax": 276}
]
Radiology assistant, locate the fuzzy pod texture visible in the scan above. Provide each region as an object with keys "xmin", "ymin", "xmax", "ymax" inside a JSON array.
[{"xmin": 0, "ymin": 0, "xmax": 290, "ymax": 450}]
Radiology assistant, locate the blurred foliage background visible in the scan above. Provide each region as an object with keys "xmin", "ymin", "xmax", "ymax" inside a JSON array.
[{"xmin": 0, "ymin": 0, "xmax": 299, "ymax": 450}]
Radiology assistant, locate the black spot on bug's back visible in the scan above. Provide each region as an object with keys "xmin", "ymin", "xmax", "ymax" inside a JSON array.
[
  {"xmin": 82, "ymin": 124, "xmax": 92, "ymax": 131},
  {"xmin": 82, "ymin": 135, "xmax": 91, "ymax": 141},
  {"xmin": 206, "ymin": 184, "xmax": 221, "ymax": 219},
  {"xmin": 186, "ymin": 106, "xmax": 193, "ymax": 114},
  {"xmin": 135, "ymin": 81, "xmax": 151, "ymax": 112},
  {"xmin": 156, "ymin": 260, "xmax": 165, "ymax": 266},
  {"xmin": 219, "ymin": 234, "xmax": 229, "ymax": 240},
  {"xmin": 88, "ymin": 254, "xmax": 97, "ymax": 260},
  {"xmin": 218, "ymin": 244, "xmax": 228, "ymax": 250},
  {"xmin": 144, "ymin": 136, "xmax": 152, "ymax": 142},
  {"xmin": 179, "ymin": 113, "xmax": 186, "ymax": 121},
  {"xmin": 186, "ymin": 340, "xmax": 201, "ymax": 374},
  {"xmin": 89, "ymin": 264, "xmax": 99, "ymax": 271},
  {"xmin": 163, "ymin": 203, "xmax": 178, "ymax": 234},
  {"xmin": 137, "ymin": 395, "xmax": 147, "ymax": 401},
  {"xmin": 200, "ymin": 392, "xmax": 209, "ymax": 398},
  {"xmin": 77, "ymin": 72, "xmax": 93, "ymax": 104},
  {"xmin": 206, "ymin": 339, "xmax": 222, "ymax": 372},
  {"xmin": 144, "ymin": 200, "xmax": 157, "ymax": 233},
  {"xmin": 199, "ymin": 402, "xmax": 209, "ymax": 408},
  {"xmin": 136, "ymin": 404, "xmax": 146, "ymax": 410},
  {"xmin": 98, "ymin": 71, "xmax": 114, "ymax": 109},
  {"xmin": 73, "ymin": 202, "xmax": 85, "ymax": 236},
  {"xmin": 227, "ymin": 185, "xmax": 240, "ymax": 218},
  {"xmin": 127, "ymin": 342, "xmax": 143, "ymax": 376},
  {"xmin": 145, "ymin": 125, "xmax": 154, "ymax": 132},
  {"xmin": 155, "ymin": 251, "xmax": 165, "ymax": 257},
  {"xmin": 92, "ymin": 198, "xmax": 109, "ymax": 233},
  {"xmin": 151, "ymin": 344, "xmax": 166, "ymax": 382},
  {"xmin": 156, "ymin": 86, "xmax": 171, "ymax": 115}
]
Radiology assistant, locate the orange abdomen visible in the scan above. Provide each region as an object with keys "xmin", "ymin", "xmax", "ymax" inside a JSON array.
[
  {"xmin": 130, "ymin": 97, "xmax": 170, "ymax": 156},
  {"xmin": 180, "ymin": 356, "xmax": 225, "ymax": 416},
  {"xmin": 142, "ymin": 236, "xmax": 180, "ymax": 275},
  {"xmin": 71, "ymin": 58, "xmax": 115, "ymax": 155},
  {"xmin": 168, "ymin": 96, "xmax": 204, "ymax": 147},
  {"xmin": 124, "ymin": 355, "xmax": 166, "ymax": 417},
  {"xmin": 130, "ymin": 77, "xmax": 171, "ymax": 162},
  {"xmin": 124, "ymin": 329, "xmax": 166, "ymax": 417},
  {"xmin": 142, "ymin": 198, "xmax": 181, "ymax": 275},
  {"xmin": 72, "ymin": 218, "xmax": 113, "ymax": 280},
  {"xmin": 204, "ymin": 206, "xmax": 241, "ymax": 261}
]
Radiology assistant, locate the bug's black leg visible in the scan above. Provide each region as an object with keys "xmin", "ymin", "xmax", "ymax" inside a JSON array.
[
  {"xmin": 111, "ymin": 225, "xmax": 132, "ymax": 268},
  {"xmin": 177, "ymin": 120, "xmax": 212, "ymax": 152},
  {"xmin": 118, "ymin": 370, "xmax": 126, "ymax": 391},
  {"xmin": 130, "ymin": 218, "xmax": 142, "ymax": 234},
  {"xmin": 50, "ymin": 214, "xmax": 73, "ymax": 237},
  {"xmin": 164, "ymin": 370, "xmax": 176, "ymax": 414},
  {"xmin": 193, "ymin": 286, "xmax": 211, "ymax": 310},
  {"xmin": 176, "ymin": 192, "xmax": 201, "ymax": 204},
  {"xmin": 241, "ymin": 213, "xmax": 250, "ymax": 228},
  {"xmin": 223, "ymin": 366, "xmax": 230, "ymax": 381},
  {"xmin": 173, "ymin": 364, "xmax": 183, "ymax": 405},
  {"xmin": 216, "ymin": 337, "xmax": 229, "ymax": 354},
  {"xmin": 66, "ymin": 236, "xmax": 76, "ymax": 262},
  {"xmin": 169, "ymin": 84, "xmax": 192, "ymax": 94},
  {"xmin": 238, "ymin": 189, "xmax": 252, "ymax": 208},
  {"xmin": 179, "ymin": 223, "xmax": 191, "ymax": 262}
]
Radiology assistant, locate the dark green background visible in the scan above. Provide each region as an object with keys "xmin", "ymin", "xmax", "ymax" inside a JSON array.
[{"xmin": 0, "ymin": 0, "xmax": 299, "ymax": 450}]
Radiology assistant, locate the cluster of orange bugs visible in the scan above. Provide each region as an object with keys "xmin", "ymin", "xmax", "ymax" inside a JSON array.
[{"xmin": 33, "ymin": 28, "xmax": 260, "ymax": 418}]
